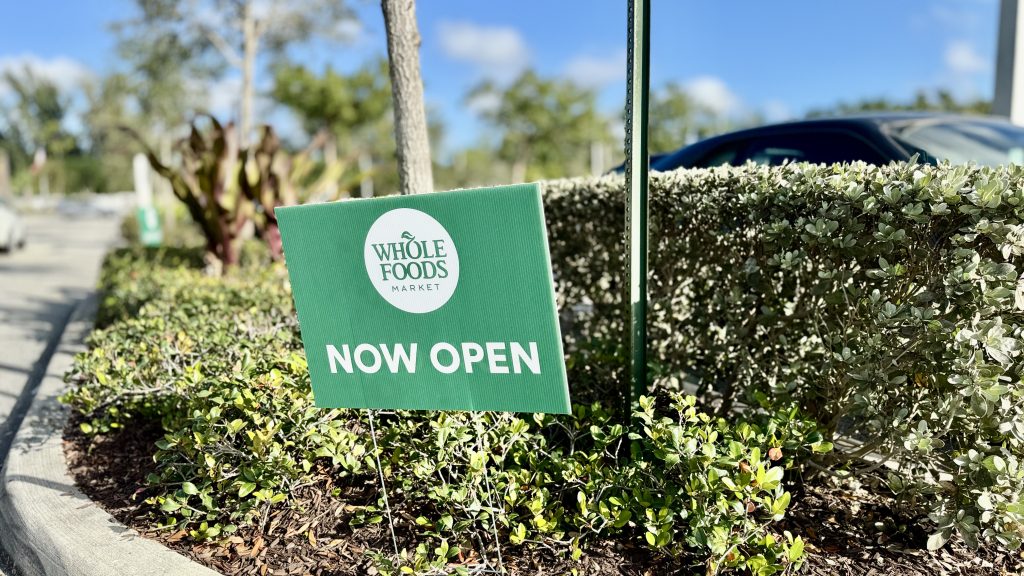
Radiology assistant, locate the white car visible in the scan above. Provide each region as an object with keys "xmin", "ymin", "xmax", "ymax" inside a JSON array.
[{"xmin": 0, "ymin": 198, "xmax": 26, "ymax": 252}]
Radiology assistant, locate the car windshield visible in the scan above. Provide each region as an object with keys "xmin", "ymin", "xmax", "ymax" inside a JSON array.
[{"xmin": 890, "ymin": 119, "xmax": 1024, "ymax": 166}]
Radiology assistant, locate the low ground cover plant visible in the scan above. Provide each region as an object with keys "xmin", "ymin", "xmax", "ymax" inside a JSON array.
[
  {"xmin": 63, "ymin": 160, "xmax": 1024, "ymax": 573},
  {"xmin": 65, "ymin": 246, "xmax": 821, "ymax": 574}
]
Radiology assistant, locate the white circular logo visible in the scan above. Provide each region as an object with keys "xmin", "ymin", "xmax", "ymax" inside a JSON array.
[{"xmin": 364, "ymin": 208, "xmax": 460, "ymax": 314}]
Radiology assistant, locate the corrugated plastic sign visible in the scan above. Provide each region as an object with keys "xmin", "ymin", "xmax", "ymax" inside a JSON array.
[{"xmin": 276, "ymin": 183, "xmax": 570, "ymax": 414}]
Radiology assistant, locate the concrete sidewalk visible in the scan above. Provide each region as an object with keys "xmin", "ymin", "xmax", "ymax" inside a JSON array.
[
  {"xmin": 0, "ymin": 214, "xmax": 123, "ymax": 576},
  {"xmin": 0, "ymin": 295, "xmax": 219, "ymax": 576}
]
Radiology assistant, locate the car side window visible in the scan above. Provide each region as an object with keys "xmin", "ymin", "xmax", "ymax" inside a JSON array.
[
  {"xmin": 739, "ymin": 131, "xmax": 888, "ymax": 166},
  {"xmin": 691, "ymin": 141, "xmax": 744, "ymax": 168}
]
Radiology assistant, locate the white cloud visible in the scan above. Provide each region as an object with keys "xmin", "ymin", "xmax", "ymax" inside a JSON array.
[
  {"xmin": 945, "ymin": 40, "xmax": 988, "ymax": 75},
  {"xmin": 334, "ymin": 19, "xmax": 364, "ymax": 43},
  {"xmin": 924, "ymin": 1, "xmax": 995, "ymax": 31},
  {"xmin": 0, "ymin": 54, "xmax": 93, "ymax": 97},
  {"xmin": 941, "ymin": 39, "xmax": 990, "ymax": 97},
  {"xmin": 437, "ymin": 21, "xmax": 529, "ymax": 81},
  {"xmin": 685, "ymin": 76, "xmax": 742, "ymax": 116},
  {"xmin": 564, "ymin": 50, "xmax": 625, "ymax": 89},
  {"xmin": 466, "ymin": 91, "xmax": 501, "ymax": 115}
]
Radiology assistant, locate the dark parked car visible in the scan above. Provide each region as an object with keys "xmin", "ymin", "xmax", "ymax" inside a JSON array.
[{"xmin": 647, "ymin": 113, "xmax": 1024, "ymax": 171}]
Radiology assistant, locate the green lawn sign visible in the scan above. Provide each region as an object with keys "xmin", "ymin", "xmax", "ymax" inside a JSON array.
[
  {"xmin": 136, "ymin": 205, "xmax": 163, "ymax": 247},
  {"xmin": 276, "ymin": 183, "xmax": 570, "ymax": 414}
]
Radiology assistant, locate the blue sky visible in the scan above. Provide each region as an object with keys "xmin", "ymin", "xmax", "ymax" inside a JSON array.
[{"xmin": 0, "ymin": 0, "xmax": 1000, "ymax": 153}]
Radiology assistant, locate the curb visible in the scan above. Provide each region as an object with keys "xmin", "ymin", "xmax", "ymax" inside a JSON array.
[{"xmin": 0, "ymin": 295, "xmax": 220, "ymax": 576}]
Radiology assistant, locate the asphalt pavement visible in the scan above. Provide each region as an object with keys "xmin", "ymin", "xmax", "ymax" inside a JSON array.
[{"xmin": 0, "ymin": 213, "xmax": 120, "ymax": 576}]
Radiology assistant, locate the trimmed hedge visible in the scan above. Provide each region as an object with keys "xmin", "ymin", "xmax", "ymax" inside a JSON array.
[{"xmin": 543, "ymin": 161, "xmax": 1024, "ymax": 551}]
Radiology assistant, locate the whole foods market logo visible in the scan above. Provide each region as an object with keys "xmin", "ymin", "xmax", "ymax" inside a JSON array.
[{"xmin": 364, "ymin": 208, "xmax": 460, "ymax": 313}]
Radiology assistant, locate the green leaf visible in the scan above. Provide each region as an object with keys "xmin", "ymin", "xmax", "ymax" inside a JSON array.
[
  {"xmin": 788, "ymin": 536, "xmax": 805, "ymax": 562},
  {"xmin": 613, "ymin": 509, "xmax": 632, "ymax": 528},
  {"xmin": 927, "ymin": 529, "xmax": 951, "ymax": 551},
  {"xmin": 983, "ymin": 455, "xmax": 1007, "ymax": 474},
  {"xmin": 773, "ymin": 492, "xmax": 792, "ymax": 517},
  {"xmin": 510, "ymin": 522, "xmax": 527, "ymax": 545},
  {"xmin": 237, "ymin": 482, "xmax": 257, "ymax": 498},
  {"xmin": 571, "ymin": 545, "xmax": 583, "ymax": 561},
  {"xmin": 760, "ymin": 466, "xmax": 784, "ymax": 489},
  {"xmin": 812, "ymin": 441, "xmax": 833, "ymax": 453}
]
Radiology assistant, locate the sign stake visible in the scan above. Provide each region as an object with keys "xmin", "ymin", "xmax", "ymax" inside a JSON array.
[
  {"xmin": 366, "ymin": 410, "xmax": 400, "ymax": 557},
  {"xmin": 474, "ymin": 414, "xmax": 506, "ymax": 573},
  {"xmin": 624, "ymin": 0, "xmax": 651, "ymax": 418}
]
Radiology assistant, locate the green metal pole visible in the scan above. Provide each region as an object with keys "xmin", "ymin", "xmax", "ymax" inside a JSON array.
[{"xmin": 624, "ymin": 0, "xmax": 651, "ymax": 418}]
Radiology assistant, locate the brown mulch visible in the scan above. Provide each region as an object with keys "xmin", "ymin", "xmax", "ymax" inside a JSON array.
[
  {"xmin": 64, "ymin": 418, "xmax": 1024, "ymax": 576},
  {"xmin": 779, "ymin": 475, "xmax": 1022, "ymax": 576}
]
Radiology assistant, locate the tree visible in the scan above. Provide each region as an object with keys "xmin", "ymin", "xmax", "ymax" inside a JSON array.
[
  {"xmin": 2, "ymin": 67, "xmax": 77, "ymax": 160},
  {"xmin": 382, "ymin": 0, "xmax": 433, "ymax": 194},
  {"xmin": 1, "ymin": 67, "xmax": 79, "ymax": 194},
  {"xmin": 110, "ymin": 24, "xmax": 203, "ymax": 139},
  {"xmin": 80, "ymin": 73, "xmax": 144, "ymax": 191},
  {"xmin": 272, "ymin": 59, "xmax": 395, "ymax": 197},
  {"xmin": 649, "ymin": 83, "xmax": 727, "ymax": 154},
  {"xmin": 434, "ymin": 145, "xmax": 506, "ymax": 190},
  {"xmin": 646, "ymin": 82, "xmax": 770, "ymax": 154},
  {"xmin": 0, "ymin": 110, "xmax": 30, "ymax": 180},
  {"xmin": 108, "ymin": 24, "xmax": 211, "ymax": 199},
  {"xmin": 806, "ymin": 89, "xmax": 992, "ymax": 118},
  {"xmin": 271, "ymin": 59, "xmax": 392, "ymax": 161},
  {"xmin": 118, "ymin": 0, "xmax": 356, "ymax": 146},
  {"xmin": 470, "ymin": 70, "xmax": 612, "ymax": 181}
]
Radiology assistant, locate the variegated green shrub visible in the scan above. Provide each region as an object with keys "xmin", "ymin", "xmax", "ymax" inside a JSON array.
[{"xmin": 543, "ymin": 162, "xmax": 1024, "ymax": 552}]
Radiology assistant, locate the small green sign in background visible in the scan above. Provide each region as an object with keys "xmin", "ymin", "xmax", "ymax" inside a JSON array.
[
  {"xmin": 277, "ymin": 183, "xmax": 570, "ymax": 414},
  {"xmin": 136, "ymin": 205, "xmax": 163, "ymax": 247}
]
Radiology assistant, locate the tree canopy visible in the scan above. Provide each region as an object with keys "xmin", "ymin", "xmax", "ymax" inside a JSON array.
[
  {"xmin": 806, "ymin": 89, "xmax": 992, "ymax": 118},
  {"xmin": 470, "ymin": 70, "xmax": 611, "ymax": 181},
  {"xmin": 271, "ymin": 59, "xmax": 392, "ymax": 148},
  {"xmin": 1, "ymin": 67, "xmax": 77, "ymax": 159},
  {"xmin": 116, "ymin": 0, "xmax": 357, "ymax": 145}
]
